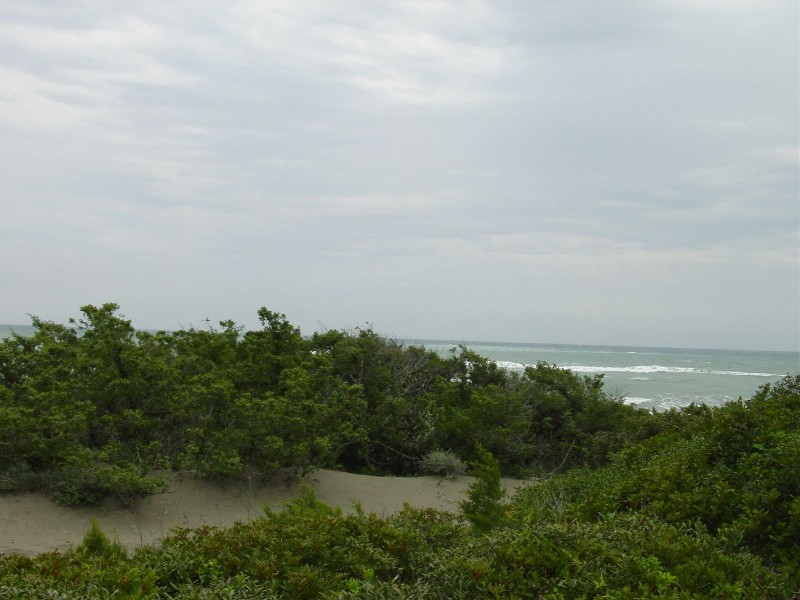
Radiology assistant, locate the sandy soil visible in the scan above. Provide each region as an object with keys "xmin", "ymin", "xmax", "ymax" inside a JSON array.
[{"xmin": 0, "ymin": 471, "xmax": 529, "ymax": 556}]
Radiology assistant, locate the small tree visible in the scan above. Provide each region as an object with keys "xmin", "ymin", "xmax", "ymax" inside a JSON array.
[
  {"xmin": 460, "ymin": 446, "xmax": 506, "ymax": 532},
  {"xmin": 74, "ymin": 518, "xmax": 126, "ymax": 560}
]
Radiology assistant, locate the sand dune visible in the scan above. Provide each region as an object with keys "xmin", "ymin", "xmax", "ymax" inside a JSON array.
[{"xmin": 0, "ymin": 470, "xmax": 529, "ymax": 556}]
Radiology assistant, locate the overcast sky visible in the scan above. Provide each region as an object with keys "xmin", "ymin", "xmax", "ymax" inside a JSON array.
[{"xmin": 1, "ymin": 1, "xmax": 798, "ymax": 351}]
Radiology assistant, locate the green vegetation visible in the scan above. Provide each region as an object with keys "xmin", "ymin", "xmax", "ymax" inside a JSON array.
[
  {"xmin": 459, "ymin": 446, "xmax": 507, "ymax": 532},
  {"xmin": 0, "ymin": 303, "xmax": 656, "ymax": 498},
  {"xmin": 418, "ymin": 449, "xmax": 466, "ymax": 478},
  {"xmin": 0, "ymin": 303, "xmax": 797, "ymax": 597}
]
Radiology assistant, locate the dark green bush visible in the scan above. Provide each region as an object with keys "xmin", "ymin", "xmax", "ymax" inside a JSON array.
[
  {"xmin": 0, "ymin": 498, "xmax": 791, "ymax": 598},
  {"xmin": 0, "ymin": 304, "xmax": 797, "ymax": 596},
  {"xmin": 460, "ymin": 447, "xmax": 507, "ymax": 532},
  {"xmin": 0, "ymin": 302, "xmax": 670, "ymax": 502}
]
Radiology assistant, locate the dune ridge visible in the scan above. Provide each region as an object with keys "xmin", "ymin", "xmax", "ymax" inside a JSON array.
[{"xmin": 0, "ymin": 470, "xmax": 528, "ymax": 556}]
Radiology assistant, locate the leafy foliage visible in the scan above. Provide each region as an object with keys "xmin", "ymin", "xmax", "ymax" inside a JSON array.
[
  {"xmin": 418, "ymin": 449, "xmax": 466, "ymax": 478},
  {"xmin": 0, "ymin": 493, "xmax": 792, "ymax": 598},
  {"xmin": 511, "ymin": 374, "xmax": 800, "ymax": 581},
  {"xmin": 0, "ymin": 304, "xmax": 797, "ymax": 596},
  {"xmin": 0, "ymin": 303, "xmax": 665, "ymax": 503},
  {"xmin": 459, "ymin": 447, "xmax": 506, "ymax": 532}
]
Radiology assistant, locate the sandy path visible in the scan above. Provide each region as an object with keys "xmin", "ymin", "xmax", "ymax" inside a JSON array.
[{"xmin": 0, "ymin": 471, "xmax": 529, "ymax": 556}]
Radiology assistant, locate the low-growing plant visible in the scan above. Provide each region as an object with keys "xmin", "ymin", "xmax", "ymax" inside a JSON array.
[
  {"xmin": 73, "ymin": 518, "xmax": 126, "ymax": 561},
  {"xmin": 0, "ymin": 499, "xmax": 793, "ymax": 598},
  {"xmin": 0, "ymin": 304, "xmax": 797, "ymax": 596},
  {"xmin": 51, "ymin": 463, "xmax": 163, "ymax": 507},
  {"xmin": 418, "ymin": 449, "xmax": 466, "ymax": 478}
]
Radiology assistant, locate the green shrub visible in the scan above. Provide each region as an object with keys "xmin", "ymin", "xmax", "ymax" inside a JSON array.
[
  {"xmin": 74, "ymin": 519, "xmax": 126, "ymax": 561},
  {"xmin": 418, "ymin": 449, "xmax": 466, "ymax": 478},
  {"xmin": 51, "ymin": 463, "xmax": 162, "ymax": 507},
  {"xmin": 0, "ymin": 304, "xmax": 796, "ymax": 595},
  {"xmin": 468, "ymin": 513, "xmax": 791, "ymax": 598},
  {"xmin": 460, "ymin": 447, "xmax": 506, "ymax": 532},
  {"xmin": 0, "ymin": 501, "xmax": 792, "ymax": 598}
]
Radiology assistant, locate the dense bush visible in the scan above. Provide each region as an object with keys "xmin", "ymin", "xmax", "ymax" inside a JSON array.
[
  {"xmin": 609, "ymin": 375, "xmax": 799, "ymax": 570},
  {"xmin": 0, "ymin": 303, "xmax": 664, "ymax": 502},
  {"xmin": 0, "ymin": 490, "xmax": 792, "ymax": 598},
  {"xmin": 459, "ymin": 446, "xmax": 507, "ymax": 532},
  {"xmin": 418, "ymin": 449, "xmax": 466, "ymax": 478},
  {"xmin": 511, "ymin": 375, "xmax": 800, "ymax": 581},
  {"xmin": 0, "ymin": 304, "xmax": 798, "ymax": 596}
]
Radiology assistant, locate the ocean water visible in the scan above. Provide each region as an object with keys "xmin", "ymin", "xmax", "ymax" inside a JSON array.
[
  {"xmin": 408, "ymin": 339, "xmax": 799, "ymax": 411},
  {"xmin": 2, "ymin": 325, "xmax": 796, "ymax": 412},
  {"xmin": 0, "ymin": 325, "xmax": 37, "ymax": 337}
]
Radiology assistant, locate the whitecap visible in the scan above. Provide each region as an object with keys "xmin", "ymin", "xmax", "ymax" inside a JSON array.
[
  {"xmin": 494, "ymin": 360, "xmax": 527, "ymax": 371},
  {"xmin": 562, "ymin": 365, "xmax": 778, "ymax": 377},
  {"xmin": 710, "ymin": 370, "xmax": 777, "ymax": 377},
  {"xmin": 624, "ymin": 397, "xmax": 654, "ymax": 405},
  {"xmin": 563, "ymin": 365, "xmax": 698, "ymax": 374}
]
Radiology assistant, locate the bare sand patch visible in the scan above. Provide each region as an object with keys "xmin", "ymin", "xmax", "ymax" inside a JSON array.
[{"xmin": 0, "ymin": 470, "xmax": 529, "ymax": 556}]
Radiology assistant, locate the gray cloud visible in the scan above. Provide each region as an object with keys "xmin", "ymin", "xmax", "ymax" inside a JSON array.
[{"xmin": 1, "ymin": 0, "xmax": 797, "ymax": 350}]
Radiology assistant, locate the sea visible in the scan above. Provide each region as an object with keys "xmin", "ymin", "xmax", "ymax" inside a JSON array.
[
  {"xmin": 407, "ymin": 339, "xmax": 799, "ymax": 412},
  {"xmin": 1, "ymin": 324, "xmax": 797, "ymax": 412}
]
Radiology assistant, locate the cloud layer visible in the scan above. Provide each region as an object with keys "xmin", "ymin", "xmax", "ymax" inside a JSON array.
[{"xmin": 1, "ymin": 1, "xmax": 798, "ymax": 350}]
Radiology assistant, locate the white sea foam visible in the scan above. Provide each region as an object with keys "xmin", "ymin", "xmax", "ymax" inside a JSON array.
[
  {"xmin": 492, "ymin": 361, "xmax": 778, "ymax": 378},
  {"xmin": 422, "ymin": 340, "xmax": 798, "ymax": 411},
  {"xmin": 712, "ymin": 370, "xmax": 778, "ymax": 377},
  {"xmin": 565, "ymin": 365, "xmax": 695, "ymax": 374},
  {"xmin": 563, "ymin": 365, "xmax": 777, "ymax": 377},
  {"xmin": 624, "ymin": 397, "xmax": 654, "ymax": 405},
  {"xmin": 495, "ymin": 360, "xmax": 527, "ymax": 371}
]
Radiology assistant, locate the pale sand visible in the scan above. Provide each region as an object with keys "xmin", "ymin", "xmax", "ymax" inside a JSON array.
[{"xmin": 0, "ymin": 471, "xmax": 529, "ymax": 556}]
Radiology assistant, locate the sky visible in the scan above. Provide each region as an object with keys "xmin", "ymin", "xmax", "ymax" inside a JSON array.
[{"xmin": 1, "ymin": 1, "xmax": 798, "ymax": 352}]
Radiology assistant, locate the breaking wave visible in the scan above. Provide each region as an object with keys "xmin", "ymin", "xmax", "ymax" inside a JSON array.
[
  {"xmin": 562, "ymin": 365, "xmax": 777, "ymax": 377},
  {"xmin": 624, "ymin": 397, "xmax": 654, "ymax": 405},
  {"xmin": 493, "ymin": 361, "xmax": 777, "ymax": 378}
]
